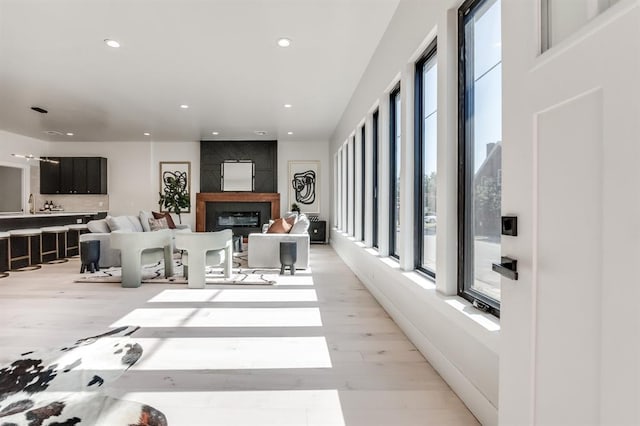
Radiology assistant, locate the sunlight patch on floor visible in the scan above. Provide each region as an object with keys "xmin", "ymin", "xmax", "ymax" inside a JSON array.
[
  {"xmin": 128, "ymin": 336, "xmax": 332, "ymax": 370},
  {"xmin": 111, "ymin": 307, "xmax": 322, "ymax": 328},
  {"xmin": 147, "ymin": 289, "xmax": 318, "ymax": 303},
  {"xmin": 116, "ymin": 390, "xmax": 345, "ymax": 426},
  {"xmin": 274, "ymin": 275, "xmax": 315, "ymax": 286}
]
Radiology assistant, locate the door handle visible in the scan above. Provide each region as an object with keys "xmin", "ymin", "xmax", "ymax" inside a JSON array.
[{"xmin": 492, "ymin": 256, "xmax": 518, "ymax": 280}]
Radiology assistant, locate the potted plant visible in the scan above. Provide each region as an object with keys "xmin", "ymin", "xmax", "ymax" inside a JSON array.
[
  {"xmin": 158, "ymin": 174, "xmax": 190, "ymax": 224},
  {"xmin": 291, "ymin": 203, "xmax": 301, "ymax": 214}
]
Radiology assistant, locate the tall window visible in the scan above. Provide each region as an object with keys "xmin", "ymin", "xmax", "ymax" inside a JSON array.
[
  {"xmin": 334, "ymin": 153, "xmax": 339, "ymax": 229},
  {"xmin": 351, "ymin": 136, "xmax": 356, "ymax": 236},
  {"xmin": 372, "ymin": 110, "xmax": 379, "ymax": 248},
  {"xmin": 338, "ymin": 149, "xmax": 343, "ymax": 230},
  {"xmin": 414, "ymin": 40, "xmax": 437, "ymax": 276},
  {"xmin": 389, "ymin": 85, "xmax": 401, "ymax": 258},
  {"xmin": 459, "ymin": 0, "xmax": 502, "ymax": 314},
  {"xmin": 360, "ymin": 125, "xmax": 366, "ymax": 241}
]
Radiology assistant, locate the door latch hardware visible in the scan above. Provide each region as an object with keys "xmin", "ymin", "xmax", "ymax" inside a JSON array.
[{"xmin": 492, "ymin": 256, "xmax": 518, "ymax": 280}]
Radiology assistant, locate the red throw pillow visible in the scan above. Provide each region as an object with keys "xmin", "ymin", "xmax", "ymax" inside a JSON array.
[
  {"xmin": 267, "ymin": 217, "xmax": 292, "ymax": 234},
  {"xmin": 152, "ymin": 211, "xmax": 176, "ymax": 229}
]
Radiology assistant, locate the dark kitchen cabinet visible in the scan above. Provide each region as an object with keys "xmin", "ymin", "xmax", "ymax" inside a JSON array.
[
  {"xmin": 40, "ymin": 157, "xmax": 61, "ymax": 194},
  {"xmin": 86, "ymin": 157, "xmax": 107, "ymax": 194},
  {"xmin": 72, "ymin": 158, "xmax": 88, "ymax": 194},
  {"xmin": 40, "ymin": 157, "xmax": 107, "ymax": 194},
  {"xmin": 59, "ymin": 157, "xmax": 74, "ymax": 194}
]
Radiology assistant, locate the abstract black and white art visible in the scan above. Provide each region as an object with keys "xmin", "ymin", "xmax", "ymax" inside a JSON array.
[
  {"xmin": 288, "ymin": 161, "xmax": 320, "ymax": 214},
  {"xmin": 159, "ymin": 161, "xmax": 191, "ymax": 213}
]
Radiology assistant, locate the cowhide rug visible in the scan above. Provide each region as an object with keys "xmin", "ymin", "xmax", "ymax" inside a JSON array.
[{"xmin": 0, "ymin": 326, "xmax": 167, "ymax": 426}]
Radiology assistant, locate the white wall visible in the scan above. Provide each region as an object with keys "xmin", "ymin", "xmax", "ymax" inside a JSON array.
[
  {"xmin": 277, "ymin": 140, "xmax": 330, "ymax": 220},
  {"xmin": 44, "ymin": 140, "xmax": 200, "ymax": 228},
  {"xmin": 330, "ymin": 0, "xmax": 639, "ymax": 425},
  {"xmin": 150, "ymin": 141, "xmax": 200, "ymax": 229},
  {"xmin": 0, "ymin": 130, "xmax": 51, "ymax": 212},
  {"xmin": 1, "ymin": 130, "xmax": 326, "ymax": 229}
]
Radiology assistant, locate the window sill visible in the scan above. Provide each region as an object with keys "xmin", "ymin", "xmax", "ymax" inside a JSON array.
[{"xmin": 333, "ymin": 231, "xmax": 500, "ymax": 353}]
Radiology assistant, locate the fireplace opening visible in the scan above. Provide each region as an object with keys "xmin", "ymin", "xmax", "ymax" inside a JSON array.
[{"xmin": 216, "ymin": 211, "xmax": 260, "ymax": 228}]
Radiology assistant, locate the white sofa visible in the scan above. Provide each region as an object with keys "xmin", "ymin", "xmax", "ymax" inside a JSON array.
[
  {"xmin": 247, "ymin": 213, "xmax": 310, "ymax": 269},
  {"xmin": 80, "ymin": 211, "xmax": 190, "ymax": 268}
]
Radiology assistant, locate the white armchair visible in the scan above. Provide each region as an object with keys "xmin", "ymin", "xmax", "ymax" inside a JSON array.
[
  {"xmin": 110, "ymin": 229, "xmax": 174, "ymax": 288},
  {"xmin": 175, "ymin": 230, "xmax": 233, "ymax": 289}
]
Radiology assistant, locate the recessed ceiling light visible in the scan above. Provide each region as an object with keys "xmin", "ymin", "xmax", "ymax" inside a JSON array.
[
  {"xmin": 254, "ymin": 130, "xmax": 267, "ymax": 136},
  {"xmin": 144, "ymin": 132, "xmax": 151, "ymax": 136},
  {"xmin": 180, "ymin": 104, "xmax": 189, "ymax": 109},
  {"xmin": 212, "ymin": 131, "xmax": 219, "ymax": 135},
  {"xmin": 66, "ymin": 132, "xmax": 74, "ymax": 136},
  {"xmin": 287, "ymin": 132, "xmax": 293, "ymax": 135},
  {"xmin": 104, "ymin": 39, "xmax": 120, "ymax": 48},
  {"xmin": 284, "ymin": 104, "xmax": 292, "ymax": 108},
  {"xmin": 277, "ymin": 38, "xmax": 291, "ymax": 47}
]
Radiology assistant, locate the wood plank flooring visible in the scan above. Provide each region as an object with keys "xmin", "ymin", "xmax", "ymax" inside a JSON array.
[{"xmin": 0, "ymin": 245, "xmax": 479, "ymax": 425}]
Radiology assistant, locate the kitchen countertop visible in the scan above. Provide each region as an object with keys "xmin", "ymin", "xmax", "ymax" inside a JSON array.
[{"xmin": 0, "ymin": 212, "xmax": 105, "ymax": 219}]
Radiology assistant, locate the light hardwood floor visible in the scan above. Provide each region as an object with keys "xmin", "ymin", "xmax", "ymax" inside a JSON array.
[{"xmin": 0, "ymin": 245, "xmax": 479, "ymax": 425}]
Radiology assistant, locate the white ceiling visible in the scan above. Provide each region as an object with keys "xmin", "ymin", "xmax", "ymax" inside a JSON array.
[{"xmin": 0, "ymin": 0, "xmax": 399, "ymax": 143}]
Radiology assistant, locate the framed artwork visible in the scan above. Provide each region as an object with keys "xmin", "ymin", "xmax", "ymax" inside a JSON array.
[
  {"xmin": 288, "ymin": 160, "xmax": 320, "ymax": 214},
  {"xmin": 159, "ymin": 161, "xmax": 191, "ymax": 213},
  {"xmin": 221, "ymin": 160, "xmax": 254, "ymax": 191}
]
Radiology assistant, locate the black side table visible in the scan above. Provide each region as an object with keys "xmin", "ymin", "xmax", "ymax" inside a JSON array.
[{"xmin": 309, "ymin": 220, "xmax": 326, "ymax": 244}]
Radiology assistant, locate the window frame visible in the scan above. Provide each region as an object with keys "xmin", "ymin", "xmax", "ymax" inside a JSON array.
[
  {"xmin": 389, "ymin": 84, "xmax": 401, "ymax": 259},
  {"xmin": 414, "ymin": 39, "xmax": 438, "ymax": 278},
  {"xmin": 360, "ymin": 125, "xmax": 366, "ymax": 241},
  {"xmin": 457, "ymin": 0, "xmax": 501, "ymax": 317},
  {"xmin": 372, "ymin": 109, "xmax": 379, "ymax": 248},
  {"xmin": 351, "ymin": 135, "xmax": 356, "ymax": 236}
]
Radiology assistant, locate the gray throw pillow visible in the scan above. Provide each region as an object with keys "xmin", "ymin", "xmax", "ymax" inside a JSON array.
[
  {"xmin": 87, "ymin": 219, "xmax": 110, "ymax": 233},
  {"xmin": 290, "ymin": 213, "xmax": 310, "ymax": 234},
  {"xmin": 106, "ymin": 215, "xmax": 137, "ymax": 232},
  {"xmin": 125, "ymin": 215, "xmax": 144, "ymax": 232},
  {"xmin": 139, "ymin": 210, "xmax": 153, "ymax": 232}
]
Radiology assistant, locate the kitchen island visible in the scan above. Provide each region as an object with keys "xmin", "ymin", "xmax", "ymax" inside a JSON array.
[{"xmin": 0, "ymin": 212, "xmax": 107, "ymax": 231}]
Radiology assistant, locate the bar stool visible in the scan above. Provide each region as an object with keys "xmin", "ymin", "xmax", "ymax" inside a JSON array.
[
  {"xmin": 8, "ymin": 228, "xmax": 42, "ymax": 271},
  {"xmin": 0, "ymin": 232, "xmax": 9, "ymax": 278},
  {"xmin": 41, "ymin": 226, "xmax": 69, "ymax": 264},
  {"xmin": 66, "ymin": 223, "xmax": 88, "ymax": 257}
]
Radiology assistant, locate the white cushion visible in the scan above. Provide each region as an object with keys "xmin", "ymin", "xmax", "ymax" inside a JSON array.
[{"xmin": 290, "ymin": 214, "xmax": 310, "ymax": 234}]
